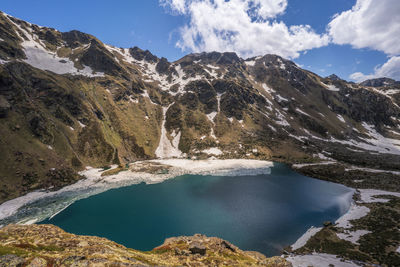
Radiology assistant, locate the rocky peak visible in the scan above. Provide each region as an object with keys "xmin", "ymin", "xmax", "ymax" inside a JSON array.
[
  {"xmin": 327, "ymin": 74, "xmax": 341, "ymax": 81},
  {"xmin": 61, "ymin": 30, "xmax": 93, "ymax": 49},
  {"xmin": 129, "ymin": 46, "xmax": 159, "ymax": 63}
]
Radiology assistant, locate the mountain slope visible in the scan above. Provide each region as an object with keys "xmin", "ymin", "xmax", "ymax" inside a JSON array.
[{"xmin": 0, "ymin": 11, "xmax": 400, "ymax": 203}]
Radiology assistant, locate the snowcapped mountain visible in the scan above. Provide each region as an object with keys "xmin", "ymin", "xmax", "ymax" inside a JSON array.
[{"xmin": 0, "ymin": 11, "xmax": 399, "ymax": 202}]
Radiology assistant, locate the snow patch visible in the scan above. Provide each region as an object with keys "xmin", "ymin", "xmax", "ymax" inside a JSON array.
[
  {"xmin": 275, "ymin": 94, "xmax": 289, "ymax": 102},
  {"xmin": 6, "ymin": 16, "xmax": 103, "ymax": 77},
  {"xmin": 78, "ymin": 121, "xmax": 86, "ymax": 128},
  {"xmin": 337, "ymin": 114, "xmax": 346, "ymax": 123},
  {"xmin": 296, "ymin": 108, "xmax": 312, "ymax": 118},
  {"xmin": 337, "ymin": 230, "xmax": 371, "ymax": 245},
  {"xmin": 327, "ymin": 122, "xmax": 400, "ymax": 155},
  {"xmin": 292, "ymin": 161, "xmax": 336, "ymax": 168},
  {"xmin": 216, "ymin": 92, "xmax": 225, "ymax": 112},
  {"xmin": 206, "ymin": 111, "xmax": 217, "ymax": 122},
  {"xmin": 152, "ymin": 159, "xmax": 273, "ymax": 177},
  {"xmin": 322, "ymin": 82, "xmax": 340, "ymax": 91},
  {"xmin": 262, "ymin": 83, "xmax": 275, "ymax": 94},
  {"xmin": 358, "ymin": 189, "xmax": 400, "ymax": 203},
  {"xmin": 345, "ymin": 166, "xmax": 400, "ymax": 175},
  {"xmin": 335, "ymin": 203, "xmax": 370, "ymax": 229},
  {"xmin": 291, "ymin": 226, "xmax": 322, "ymax": 250},
  {"xmin": 286, "ymin": 253, "xmax": 360, "ymax": 267},
  {"xmin": 155, "ymin": 104, "xmax": 182, "ymax": 158},
  {"xmin": 245, "ymin": 60, "xmax": 256, "ymax": 66},
  {"xmin": 202, "ymin": 147, "xmax": 223, "ymax": 156}
]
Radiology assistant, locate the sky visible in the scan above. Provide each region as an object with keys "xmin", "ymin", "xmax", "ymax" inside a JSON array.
[{"xmin": 0, "ymin": 0, "xmax": 399, "ymax": 82}]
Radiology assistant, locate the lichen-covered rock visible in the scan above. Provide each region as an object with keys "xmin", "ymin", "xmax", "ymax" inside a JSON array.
[{"xmin": 0, "ymin": 224, "xmax": 291, "ymax": 267}]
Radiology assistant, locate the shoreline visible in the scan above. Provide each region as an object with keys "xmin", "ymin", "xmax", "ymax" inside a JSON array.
[
  {"xmin": 1, "ymin": 158, "xmax": 399, "ymax": 266},
  {"xmin": 286, "ymin": 188, "xmax": 400, "ymax": 266},
  {"xmin": 0, "ymin": 159, "xmax": 274, "ymax": 225}
]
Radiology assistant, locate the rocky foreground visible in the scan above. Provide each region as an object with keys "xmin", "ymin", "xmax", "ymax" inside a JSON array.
[{"xmin": 0, "ymin": 224, "xmax": 291, "ymax": 266}]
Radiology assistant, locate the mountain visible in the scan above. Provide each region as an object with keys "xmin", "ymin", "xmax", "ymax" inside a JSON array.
[
  {"xmin": 0, "ymin": 11, "xmax": 400, "ymax": 204},
  {"xmin": 360, "ymin": 77, "xmax": 400, "ymax": 87},
  {"xmin": 326, "ymin": 74, "xmax": 342, "ymax": 81}
]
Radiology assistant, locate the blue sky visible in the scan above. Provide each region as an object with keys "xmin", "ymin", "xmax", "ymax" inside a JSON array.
[{"xmin": 0, "ymin": 0, "xmax": 399, "ymax": 82}]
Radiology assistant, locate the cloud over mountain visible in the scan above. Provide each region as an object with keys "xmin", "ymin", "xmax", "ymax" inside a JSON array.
[{"xmin": 160, "ymin": 0, "xmax": 329, "ymax": 59}]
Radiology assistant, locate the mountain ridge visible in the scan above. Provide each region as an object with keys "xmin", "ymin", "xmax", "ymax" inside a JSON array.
[
  {"xmin": 1, "ymin": 10, "xmax": 400, "ymax": 267},
  {"xmin": 0, "ymin": 10, "xmax": 400, "ymax": 204}
]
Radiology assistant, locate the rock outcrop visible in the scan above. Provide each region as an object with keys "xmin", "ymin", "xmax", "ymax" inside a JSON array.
[{"xmin": 0, "ymin": 224, "xmax": 291, "ymax": 267}]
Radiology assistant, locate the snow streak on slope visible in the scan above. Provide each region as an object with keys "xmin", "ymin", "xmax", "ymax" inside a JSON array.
[
  {"xmin": 155, "ymin": 104, "xmax": 182, "ymax": 158},
  {"xmin": 327, "ymin": 122, "xmax": 400, "ymax": 155}
]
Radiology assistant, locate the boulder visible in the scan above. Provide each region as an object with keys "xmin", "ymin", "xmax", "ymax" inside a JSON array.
[{"xmin": 189, "ymin": 242, "xmax": 206, "ymax": 256}]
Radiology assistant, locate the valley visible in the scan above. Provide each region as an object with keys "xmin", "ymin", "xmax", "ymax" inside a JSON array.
[{"xmin": 0, "ymin": 10, "xmax": 400, "ymax": 266}]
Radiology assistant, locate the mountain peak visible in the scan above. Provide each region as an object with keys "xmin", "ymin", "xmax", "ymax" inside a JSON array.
[{"xmin": 326, "ymin": 74, "xmax": 341, "ymax": 81}]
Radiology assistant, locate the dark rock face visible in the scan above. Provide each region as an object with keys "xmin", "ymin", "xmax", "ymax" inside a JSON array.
[
  {"xmin": 39, "ymin": 30, "xmax": 61, "ymax": 46},
  {"xmin": 180, "ymin": 92, "xmax": 199, "ymax": 110},
  {"xmin": 323, "ymin": 87, "xmax": 399, "ymax": 126},
  {"xmin": 129, "ymin": 46, "xmax": 158, "ymax": 63},
  {"xmin": 80, "ymin": 39, "xmax": 126, "ymax": 77},
  {"xmin": 216, "ymin": 52, "xmax": 241, "ymax": 65},
  {"xmin": 166, "ymin": 103, "xmax": 183, "ymax": 131},
  {"xmin": 184, "ymin": 80, "xmax": 217, "ymax": 114},
  {"xmin": 189, "ymin": 242, "xmax": 207, "ymax": 256},
  {"xmin": 61, "ymin": 30, "xmax": 93, "ymax": 48},
  {"xmin": 213, "ymin": 79, "xmax": 264, "ymax": 120},
  {"xmin": 156, "ymin": 57, "xmax": 171, "ymax": 75},
  {"xmin": 131, "ymin": 78, "xmax": 145, "ymax": 94},
  {"xmin": 28, "ymin": 113, "xmax": 53, "ymax": 144}
]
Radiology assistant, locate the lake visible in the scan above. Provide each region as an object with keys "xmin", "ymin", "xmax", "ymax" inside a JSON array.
[{"xmin": 40, "ymin": 163, "xmax": 353, "ymax": 256}]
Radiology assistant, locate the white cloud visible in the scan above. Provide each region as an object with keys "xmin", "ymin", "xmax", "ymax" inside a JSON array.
[
  {"xmin": 328, "ymin": 0, "xmax": 400, "ymax": 55},
  {"xmin": 329, "ymin": 0, "xmax": 400, "ymax": 82},
  {"xmin": 160, "ymin": 0, "xmax": 329, "ymax": 59},
  {"xmin": 350, "ymin": 56, "xmax": 400, "ymax": 82},
  {"xmin": 160, "ymin": 0, "xmax": 187, "ymax": 13}
]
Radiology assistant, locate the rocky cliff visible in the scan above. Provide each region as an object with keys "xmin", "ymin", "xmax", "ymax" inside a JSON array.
[
  {"xmin": 0, "ymin": 224, "xmax": 290, "ymax": 266},
  {"xmin": 0, "ymin": 11, "xmax": 400, "ymax": 203}
]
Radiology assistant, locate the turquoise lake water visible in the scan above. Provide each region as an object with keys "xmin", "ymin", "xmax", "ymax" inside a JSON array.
[{"xmin": 40, "ymin": 163, "xmax": 353, "ymax": 256}]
